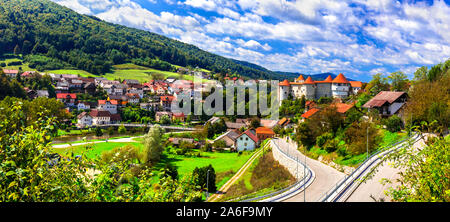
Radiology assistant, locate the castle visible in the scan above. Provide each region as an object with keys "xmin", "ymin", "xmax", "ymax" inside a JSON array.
[{"xmin": 278, "ymin": 73, "xmax": 362, "ymax": 104}]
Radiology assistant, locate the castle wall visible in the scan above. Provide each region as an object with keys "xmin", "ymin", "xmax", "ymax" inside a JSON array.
[{"xmin": 315, "ymin": 83, "xmax": 332, "ymax": 99}]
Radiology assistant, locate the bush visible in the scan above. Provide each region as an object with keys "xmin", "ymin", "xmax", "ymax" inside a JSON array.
[
  {"xmin": 7, "ymin": 61, "xmax": 22, "ymax": 66},
  {"xmin": 316, "ymin": 132, "xmax": 333, "ymax": 147},
  {"xmin": 0, "ymin": 62, "xmax": 6, "ymax": 67},
  {"xmin": 384, "ymin": 115, "xmax": 404, "ymax": 133}
]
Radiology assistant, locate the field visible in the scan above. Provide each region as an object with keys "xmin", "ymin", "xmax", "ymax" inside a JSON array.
[
  {"xmin": 0, "ymin": 56, "xmax": 212, "ymax": 83},
  {"xmin": 51, "ymin": 141, "xmax": 253, "ymax": 188}
]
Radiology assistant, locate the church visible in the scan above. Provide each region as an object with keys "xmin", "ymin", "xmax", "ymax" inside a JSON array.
[{"xmin": 278, "ymin": 73, "xmax": 363, "ymax": 104}]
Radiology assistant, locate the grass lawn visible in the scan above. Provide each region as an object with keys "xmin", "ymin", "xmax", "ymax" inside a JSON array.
[
  {"xmin": 0, "ymin": 56, "xmax": 37, "ymax": 71},
  {"xmin": 50, "ymin": 141, "xmax": 253, "ymax": 189}
]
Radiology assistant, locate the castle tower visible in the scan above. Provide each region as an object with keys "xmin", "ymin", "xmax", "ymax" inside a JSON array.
[
  {"xmin": 296, "ymin": 74, "xmax": 305, "ymax": 83},
  {"xmin": 279, "ymin": 79, "xmax": 291, "ymax": 105},
  {"xmin": 331, "ymin": 73, "xmax": 350, "ymax": 99},
  {"xmin": 302, "ymin": 76, "xmax": 316, "ymax": 100}
]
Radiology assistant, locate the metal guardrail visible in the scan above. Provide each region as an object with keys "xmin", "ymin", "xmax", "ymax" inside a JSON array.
[
  {"xmin": 318, "ymin": 133, "xmax": 420, "ymax": 202},
  {"xmin": 239, "ymin": 138, "xmax": 314, "ymax": 202}
]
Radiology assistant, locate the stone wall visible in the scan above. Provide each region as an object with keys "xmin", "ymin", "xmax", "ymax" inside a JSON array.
[{"xmin": 271, "ymin": 139, "xmax": 305, "ymax": 180}]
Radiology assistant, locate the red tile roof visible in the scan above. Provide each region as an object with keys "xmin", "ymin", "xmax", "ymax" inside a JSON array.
[
  {"xmin": 256, "ymin": 127, "xmax": 275, "ymax": 135},
  {"xmin": 301, "ymin": 108, "xmax": 320, "ymax": 119},
  {"xmin": 98, "ymin": 100, "xmax": 118, "ymax": 105},
  {"xmin": 297, "ymin": 75, "xmax": 305, "ymax": 81},
  {"xmin": 279, "ymin": 79, "xmax": 291, "ymax": 86},
  {"xmin": 350, "ymin": 81, "xmax": 363, "ymax": 88},
  {"xmin": 241, "ymin": 129, "xmax": 259, "ymax": 143},
  {"xmin": 160, "ymin": 96, "xmax": 175, "ymax": 102},
  {"xmin": 332, "ymin": 103, "xmax": 354, "ymax": 113},
  {"xmin": 332, "ymin": 73, "xmax": 350, "ymax": 84},
  {"xmin": 56, "ymin": 93, "xmax": 77, "ymax": 99},
  {"xmin": 303, "ymin": 76, "xmax": 315, "ymax": 84}
]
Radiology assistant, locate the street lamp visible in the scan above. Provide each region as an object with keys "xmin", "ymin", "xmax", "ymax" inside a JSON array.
[
  {"xmin": 366, "ymin": 125, "xmax": 369, "ymax": 160},
  {"xmin": 206, "ymin": 169, "xmax": 210, "ymax": 199}
]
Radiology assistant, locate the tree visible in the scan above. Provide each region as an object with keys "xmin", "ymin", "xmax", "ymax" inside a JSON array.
[
  {"xmin": 383, "ymin": 133, "xmax": 449, "ymax": 202},
  {"xmin": 414, "ymin": 66, "xmax": 428, "ymax": 81},
  {"xmin": 295, "ymin": 122, "xmax": 316, "ymax": 148},
  {"xmin": 94, "ymin": 127, "xmax": 103, "ymax": 137},
  {"xmin": 13, "ymin": 44, "xmax": 20, "ymax": 55},
  {"xmin": 388, "ymin": 71, "xmax": 409, "ymax": 92},
  {"xmin": 366, "ymin": 73, "xmax": 390, "ymax": 96},
  {"xmin": 142, "ymin": 125, "xmax": 164, "ymax": 165},
  {"xmin": 344, "ymin": 121, "xmax": 380, "ymax": 155},
  {"xmin": 193, "ymin": 164, "xmax": 216, "ymax": 193},
  {"xmin": 118, "ymin": 124, "xmax": 127, "ymax": 134},
  {"xmin": 250, "ymin": 117, "xmax": 260, "ymax": 129}
]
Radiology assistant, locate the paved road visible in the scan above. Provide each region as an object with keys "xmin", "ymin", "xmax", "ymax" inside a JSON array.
[
  {"xmin": 345, "ymin": 136, "xmax": 425, "ymax": 202},
  {"xmin": 274, "ymin": 138, "xmax": 346, "ymax": 202}
]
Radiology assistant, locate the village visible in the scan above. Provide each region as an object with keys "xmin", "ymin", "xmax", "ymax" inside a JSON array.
[{"xmin": 1, "ymin": 67, "xmax": 410, "ymax": 155}]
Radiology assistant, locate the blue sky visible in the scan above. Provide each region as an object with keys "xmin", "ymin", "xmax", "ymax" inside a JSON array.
[{"xmin": 51, "ymin": 0, "xmax": 450, "ymax": 82}]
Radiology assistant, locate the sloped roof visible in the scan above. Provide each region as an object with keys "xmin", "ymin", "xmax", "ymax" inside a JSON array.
[
  {"xmin": 89, "ymin": 110, "xmax": 111, "ymax": 117},
  {"xmin": 350, "ymin": 81, "xmax": 363, "ymax": 88},
  {"xmin": 297, "ymin": 75, "xmax": 305, "ymax": 81},
  {"xmin": 303, "ymin": 76, "xmax": 315, "ymax": 84},
  {"xmin": 56, "ymin": 93, "xmax": 77, "ymax": 99},
  {"xmin": 362, "ymin": 91, "xmax": 407, "ymax": 108},
  {"xmin": 332, "ymin": 73, "xmax": 350, "ymax": 84},
  {"xmin": 301, "ymin": 108, "xmax": 320, "ymax": 119},
  {"xmin": 239, "ymin": 129, "xmax": 259, "ymax": 143},
  {"xmin": 256, "ymin": 127, "xmax": 275, "ymax": 135},
  {"xmin": 332, "ymin": 103, "xmax": 354, "ymax": 113},
  {"xmin": 279, "ymin": 79, "xmax": 291, "ymax": 86}
]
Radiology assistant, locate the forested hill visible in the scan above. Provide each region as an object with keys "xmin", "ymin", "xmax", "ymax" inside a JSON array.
[{"xmin": 0, "ymin": 0, "xmax": 281, "ymax": 79}]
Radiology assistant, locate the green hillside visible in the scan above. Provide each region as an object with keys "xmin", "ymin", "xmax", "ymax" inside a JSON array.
[{"xmin": 0, "ymin": 0, "xmax": 281, "ymax": 80}]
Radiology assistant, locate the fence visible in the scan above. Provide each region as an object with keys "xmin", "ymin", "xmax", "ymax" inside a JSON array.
[{"xmin": 318, "ymin": 133, "xmax": 421, "ymax": 202}]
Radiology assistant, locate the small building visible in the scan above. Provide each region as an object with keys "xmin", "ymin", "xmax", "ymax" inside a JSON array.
[
  {"xmin": 160, "ymin": 95, "xmax": 175, "ymax": 111},
  {"xmin": 155, "ymin": 111, "xmax": 173, "ymax": 122},
  {"xmin": 98, "ymin": 100, "xmax": 118, "ymax": 114},
  {"xmin": 362, "ymin": 91, "xmax": 408, "ymax": 117},
  {"xmin": 77, "ymin": 102, "xmax": 91, "ymax": 111},
  {"xmin": 235, "ymin": 129, "xmax": 259, "ymax": 152},
  {"xmin": 255, "ymin": 127, "xmax": 275, "ymax": 141},
  {"xmin": 56, "ymin": 93, "xmax": 77, "ymax": 107},
  {"xmin": 77, "ymin": 112, "xmax": 93, "ymax": 128},
  {"xmin": 172, "ymin": 112, "xmax": 185, "ymax": 122},
  {"xmin": 213, "ymin": 130, "xmax": 240, "ymax": 148},
  {"xmin": 90, "ymin": 110, "xmax": 112, "ymax": 125}
]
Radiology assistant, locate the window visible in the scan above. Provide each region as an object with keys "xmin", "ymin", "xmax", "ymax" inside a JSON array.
[
  {"xmin": 245, "ymin": 137, "xmax": 248, "ymax": 141},
  {"xmin": 244, "ymin": 143, "xmax": 247, "ymax": 146}
]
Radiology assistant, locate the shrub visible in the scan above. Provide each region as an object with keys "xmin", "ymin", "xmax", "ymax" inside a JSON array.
[
  {"xmin": 316, "ymin": 132, "xmax": 333, "ymax": 147},
  {"xmin": 384, "ymin": 115, "xmax": 404, "ymax": 133}
]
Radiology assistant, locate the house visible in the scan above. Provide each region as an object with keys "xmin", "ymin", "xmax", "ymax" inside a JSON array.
[
  {"xmin": 155, "ymin": 111, "xmax": 173, "ymax": 122},
  {"xmin": 213, "ymin": 130, "xmax": 240, "ymax": 148},
  {"xmin": 331, "ymin": 102, "xmax": 355, "ymax": 114},
  {"xmin": 36, "ymin": 90, "xmax": 49, "ymax": 98},
  {"xmin": 160, "ymin": 95, "xmax": 175, "ymax": 111},
  {"xmin": 225, "ymin": 122, "xmax": 246, "ymax": 130},
  {"xmin": 362, "ymin": 91, "xmax": 408, "ymax": 117},
  {"xmin": 235, "ymin": 129, "xmax": 259, "ymax": 151},
  {"xmin": 56, "ymin": 93, "xmax": 77, "ymax": 107},
  {"xmin": 123, "ymin": 79, "xmax": 140, "ymax": 86},
  {"xmin": 255, "ymin": 127, "xmax": 275, "ymax": 141},
  {"xmin": 172, "ymin": 112, "xmax": 185, "ymax": 122},
  {"xmin": 3, "ymin": 69, "xmax": 19, "ymax": 78},
  {"xmin": 169, "ymin": 138, "xmax": 195, "ymax": 147},
  {"xmin": 98, "ymin": 100, "xmax": 118, "ymax": 114},
  {"xmin": 83, "ymin": 82, "xmax": 97, "ymax": 94},
  {"xmin": 77, "ymin": 112, "xmax": 93, "ymax": 128},
  {"xmin": 77, "ymin": 102, "xmax": 91, "ymax": 111},
  {"xmin": 350, "ymin": 81, "xmax": 363, "ymax": 94},
  {"xmin": 126, "ymin": 93, "xmax": 140, "ymax": 104},
  {"xmin": 88, "ymin": 110, "xmax": 120, "ymax": 125}
]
